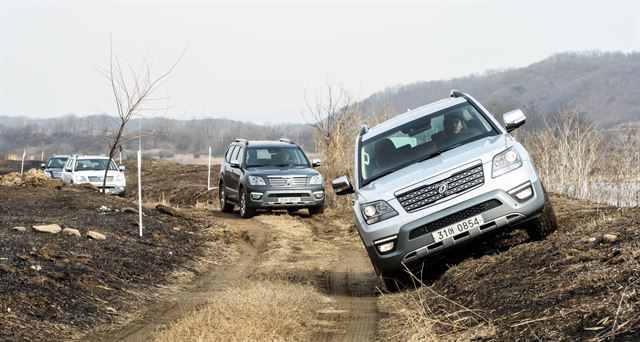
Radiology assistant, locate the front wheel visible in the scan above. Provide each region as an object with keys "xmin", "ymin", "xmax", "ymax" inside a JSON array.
[
  {"xmin": 308, "ymin": 205, "xmax": 324, "ymax": 216},
  {"xmin": 525, "ymin": 186, "xmax": 558, "ymax": 240},
  {"xmin": 378, "ymin": 268, "xmax": 415, "ymax": 292},
  {"xmin": 219, "ymin": 183, "xmax": 234, "ymax": 213},
  {"xmin": 239, "ymin": 189, "xmax": 255, "ymax": 219}
]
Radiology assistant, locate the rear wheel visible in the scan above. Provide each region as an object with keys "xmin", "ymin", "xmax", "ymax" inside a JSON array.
[
  {"xmin": 525, "ymin": 185, "xmax": 558, "ymax": 240},
  {"xmin": 219, "ymin": 183, "xmax": 234, "ymax": 213},
  {"xmin": 239, "ymin": 188, "xmax": 255, "ymax": 219}
]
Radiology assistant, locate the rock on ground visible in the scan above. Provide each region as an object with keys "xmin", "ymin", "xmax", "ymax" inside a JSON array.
[
  {"xmin": 62, "ymin": 228, "xmax": 81, "ymax": 237},
  {"xmin": 86, "ymin": 231, "xmax": 106, "ymax": 240},
  {"xmin": 12, "ymin": 226, "xmax": 27, "ymax": 232},
  {"xmin": 33, "ymin": 224, "xmax": 62, "ymax": 234}
]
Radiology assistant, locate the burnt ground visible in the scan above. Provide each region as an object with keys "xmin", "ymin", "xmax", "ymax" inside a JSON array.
[
  {"xmin": 0, "ymin": 168, "xmax": 231, "ymax": 342},
  {"xmin": 121, "ymin": 159, "xmax": 217, "ymax": 207}
]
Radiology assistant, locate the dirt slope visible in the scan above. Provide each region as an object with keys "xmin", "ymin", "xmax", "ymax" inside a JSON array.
[{"xmin": 378, "ymin": 195, "xmax": 640, "ymax": 341}]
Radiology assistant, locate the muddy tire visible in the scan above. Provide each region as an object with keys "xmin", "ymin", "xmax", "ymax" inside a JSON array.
[
  {"xmin": 379, "ymin": 268, "xmax": 415, "ymax": 292},
  {"xmin": 525, "ymin": 186, "xmax": 558, "ymax": 241},
  {"xmin": 219, "ymin": 183, "xmax": 234, "ymax": 213},
  {"xmin": 308, "ymin": 205, "xmax": 324, "ymax": 216},
  {"xmin": 239, "ymin": 189, "xmax": 255, "ymax": 219}
]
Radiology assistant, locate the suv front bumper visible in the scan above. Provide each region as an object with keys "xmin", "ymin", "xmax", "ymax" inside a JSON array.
[
  {"xmin": 362, "ymin": 179, "xmax": 545, "ymax": 274},
  {"xmin": 244, "ymin": 185, "xmax": 325, "ymax": 209}
]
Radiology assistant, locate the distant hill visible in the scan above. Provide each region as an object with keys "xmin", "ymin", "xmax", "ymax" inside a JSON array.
[
  {"xmin": 358, "ymin": 52, "xmax": 640, "ymax": 128},
  {"xmin": 0, "ymin": 115, "xmax": 315, "ymax": 157}
]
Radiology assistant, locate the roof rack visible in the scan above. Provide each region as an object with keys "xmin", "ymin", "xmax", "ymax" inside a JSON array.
[
  {"xmin": 450, "ymin": 89, "xmax": 464, "ymax": 98},
  {"xmin": 278, "ymin": 138, "xmax": 295, "ymax": 144},
  {"xmin": 234, "ymin": 138, "xmax": 248, "ymax": 144},
  {"xmin": 359, "ymin": 125, "xmax": 369, "ymax": 136}
]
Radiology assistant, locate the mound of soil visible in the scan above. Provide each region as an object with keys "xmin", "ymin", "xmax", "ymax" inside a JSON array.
[
  {"xmin": 380, "ymin": 195, "xmax": 640, "ymax": 340},
  {"xmin": 122, "ymin": 159, "xmax": 219, "ymax": 207},
  {"xmin": 0, "ymin": 168, "xmax": 69, "ymax": 189},
  {"xmin": 0, "ymin": 185, "xmax": 224, "ymax": 342}
]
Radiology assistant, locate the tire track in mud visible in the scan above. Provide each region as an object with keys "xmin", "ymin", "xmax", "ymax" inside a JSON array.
[
  {"xmin": 86, "ymin": 211, "xmax": 269, "ymax": 342},
  {"xmin": 302, "ymin": 217, "xmax": 380, "ymax": 342}
]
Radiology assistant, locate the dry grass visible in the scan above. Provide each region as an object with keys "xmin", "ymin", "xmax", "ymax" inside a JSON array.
[
  {"xmin": 521, "ymin": 111, "xmax": 640, "ymax": 207},
  {"xmin": 377, "ymin": 271, "xmax": 496, "ymax": 342},
  {"xmin": 154, "ymin": 281, "xmax": 329, "ymax": 342}
]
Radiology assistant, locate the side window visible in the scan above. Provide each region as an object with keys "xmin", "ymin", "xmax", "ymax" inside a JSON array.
[
  {"xmin": 224, "ymin": 145, "xmax": 236, "ymax": 162},
  {"xmin": 65, "ymin": 158, "xmax": 73, "ymax": 171},
  {"xmin": 231, "ymin": 146, "xmax": 241, "ymax": 163},
  {"xmin": 236, "ymin": 147, "xmax": 246, "ymax": 166}
]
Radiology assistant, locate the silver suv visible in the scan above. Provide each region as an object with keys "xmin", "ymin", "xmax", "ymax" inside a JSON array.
[{"xmin": 333, "ymin": 90, "xmax": 558, "ymax": 290}]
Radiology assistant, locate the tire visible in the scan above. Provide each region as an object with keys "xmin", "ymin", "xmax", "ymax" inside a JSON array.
[
  {"xmin": 525, "ymin": 185, "xmax": 559, "ymax": 241},
  {"xmin": 378, "ymin": 268, "xmax": 415, "ymax": 292},
  {"xmin": 239, "ymin": 188, "xmax": 255, "ymax": 219},
  {"xmin": 219, "ymin": 182, "xmax": 234, "ymax": 213},
  {"xmin": 308, "ymin": 205, "xmax": 324, "ymax": 216}
]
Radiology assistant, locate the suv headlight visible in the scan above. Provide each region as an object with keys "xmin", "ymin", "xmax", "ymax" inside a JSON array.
[
  {"xmin": 75, "ymin": 175, "xmax": 88, "ymax": 183},
  {"xmin": 492, "ymin": 147, "xmax": 522, "ymax": 178},
  {"xmin": 115, "ymin": 174, "xmax": 125, "ymax": 182},
  {"xmin": 360, "ymin": 200, "xmax": 398, "ymax": 225},
  {"xmin": 309, "ymin": 174, "xmax": 323, "ymax": 185},
  {"xmin": 248, "ymin": 175, "xmax": 266, "ymax": 186}
]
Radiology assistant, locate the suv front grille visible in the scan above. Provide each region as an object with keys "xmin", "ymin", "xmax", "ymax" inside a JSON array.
[
  {"xmin": 88, "ymin": 176, "xmax": 113, "ymax": 182},
  {"xmin": 409, "ymin": 199, "xmax": 502, "ymax": 240},
  {"xmin": 267, "ymin": 193, "xmax": 309, "ymax": 198},
  {"xmin": 396, "ymin": 164, "xmax": 484, "ymax": 212},
  {"xmin": 268, "ymin": 176, "xmax": 307, "ymax": 187}
]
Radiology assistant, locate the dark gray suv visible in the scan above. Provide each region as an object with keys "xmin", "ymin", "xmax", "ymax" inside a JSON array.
[{"xmin": 219, "ymin": 139, "xmax": 325, "ymax": 218}]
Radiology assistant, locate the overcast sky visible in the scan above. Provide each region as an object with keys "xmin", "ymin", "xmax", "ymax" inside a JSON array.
[{"xmin": 1, "ymin": 0, "xmax": 638, "ymax": 124}]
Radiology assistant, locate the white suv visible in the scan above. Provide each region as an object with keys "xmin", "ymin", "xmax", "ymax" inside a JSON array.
[{"xmin": 61, "ymin": 155, "xmax": 127, "ymax": 196}]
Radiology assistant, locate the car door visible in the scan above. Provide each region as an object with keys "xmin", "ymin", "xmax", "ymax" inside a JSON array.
[
  {"xmin": 61, "ymin": 157, "xmax": 74, "ymax": 183},
  {"xmin": 227, "ymin": 146, "xmax": 244, "ymax": 200},
  {"xmin": 222, "ymin": 145, "xmax": 238, "ymax": 198},
  {"xmin": 228, "ymin": 145, "xmax": 245, "ymax": 200}
]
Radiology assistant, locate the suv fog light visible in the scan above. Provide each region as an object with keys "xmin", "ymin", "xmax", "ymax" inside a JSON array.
[
  {"xmin": 251, "ymin": 192, "xmax": 263, "ymax": 200},
  {"xmin": 374, "ymin": 235, "xmax": 398, "ymax": 254},
  {"xmin": 314, "ymin": 191, "xmax": 324, "ymax": 199},
  {"xmin": 515, "ymin": 187, "xmax": 533, "ymax": 201},
  {"xmin": 509, "ymin": 183, "xmax": 534, "ymax": 202}
]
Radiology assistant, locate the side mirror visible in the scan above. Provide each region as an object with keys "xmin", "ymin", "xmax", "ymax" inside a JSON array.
[
  {"xmin": 332, "ymin": 176, "xmax": 354, "ymax": 195},
  {"xmin": 312, "ymin": 159, "xmax": 322, "ymax": 167},
  {"xmin": 119, "ymin": 165, "xmax": 126, "ymax": 172},
  {"xmin": 230, "ymin": 160, "xmax": 241, "ymax": 168},
  {"xmin": 503, "ymin": 109, "xmax": 526, "ymax": 132},
  {"xmin": 40, "ymin": 163, "xmax": 46, "ymax": 169}
]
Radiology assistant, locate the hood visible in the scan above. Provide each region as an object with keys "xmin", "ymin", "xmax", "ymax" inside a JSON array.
[{"xmin": 358, "ymin": 135, "xmax": 509, "ymax": 203}]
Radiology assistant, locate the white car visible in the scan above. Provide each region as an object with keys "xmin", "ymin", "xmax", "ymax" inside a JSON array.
[{"xmin": 61, "ymin": 155, "xmax": 127, "ymax": 196}]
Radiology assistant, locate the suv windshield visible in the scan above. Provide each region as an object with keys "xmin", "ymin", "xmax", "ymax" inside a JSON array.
[
  {"xmin": 47, "ymin": 157, "xmax": 68, "ymax": 168},
  {"xmin": 245, "ymin": 147, "xmax": 309, "ymax": 167},
  {"xmin": 360, "ymin": 102, "xmax": 496, "ymax": 186},
  {"xmin": 75, "ymin": 159, "xmax": 117, "ymax": 171}
]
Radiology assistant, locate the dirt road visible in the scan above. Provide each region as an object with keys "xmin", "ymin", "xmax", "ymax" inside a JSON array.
[{"xmin": 87, "ymin": 209, "xmax": 379, "ymax": 341}]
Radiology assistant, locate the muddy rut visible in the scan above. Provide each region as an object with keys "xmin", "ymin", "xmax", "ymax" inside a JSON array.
[{"xmin": 87, "ymin": 210, "xmax": 379, "ymax": 341}]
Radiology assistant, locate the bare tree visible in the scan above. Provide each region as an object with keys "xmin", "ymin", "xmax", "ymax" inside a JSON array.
[
  {"xmin": 302, "ymin": 81, "xmax": 363, "ymax": 209},
  {"xmin": 96, "ymin": 41, "xmax": 184, "ymax": 193}
]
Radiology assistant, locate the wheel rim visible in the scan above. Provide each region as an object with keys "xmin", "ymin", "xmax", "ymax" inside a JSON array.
[
  {"xmin": 240, "ymin": 192, "xmax": 246, "ymax": 216},
  {"xmin": 220, "ymin": 188, "xmax": 225, "ymax": 207}
]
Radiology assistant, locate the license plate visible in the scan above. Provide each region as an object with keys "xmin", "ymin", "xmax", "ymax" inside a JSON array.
[
  {"xmin": 278, "ymin": 197, "xmax": 301, "ymax": 203},
  {"xmin": 432, "ymin": 215, "xmax": 484, "ymax": 243}
]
